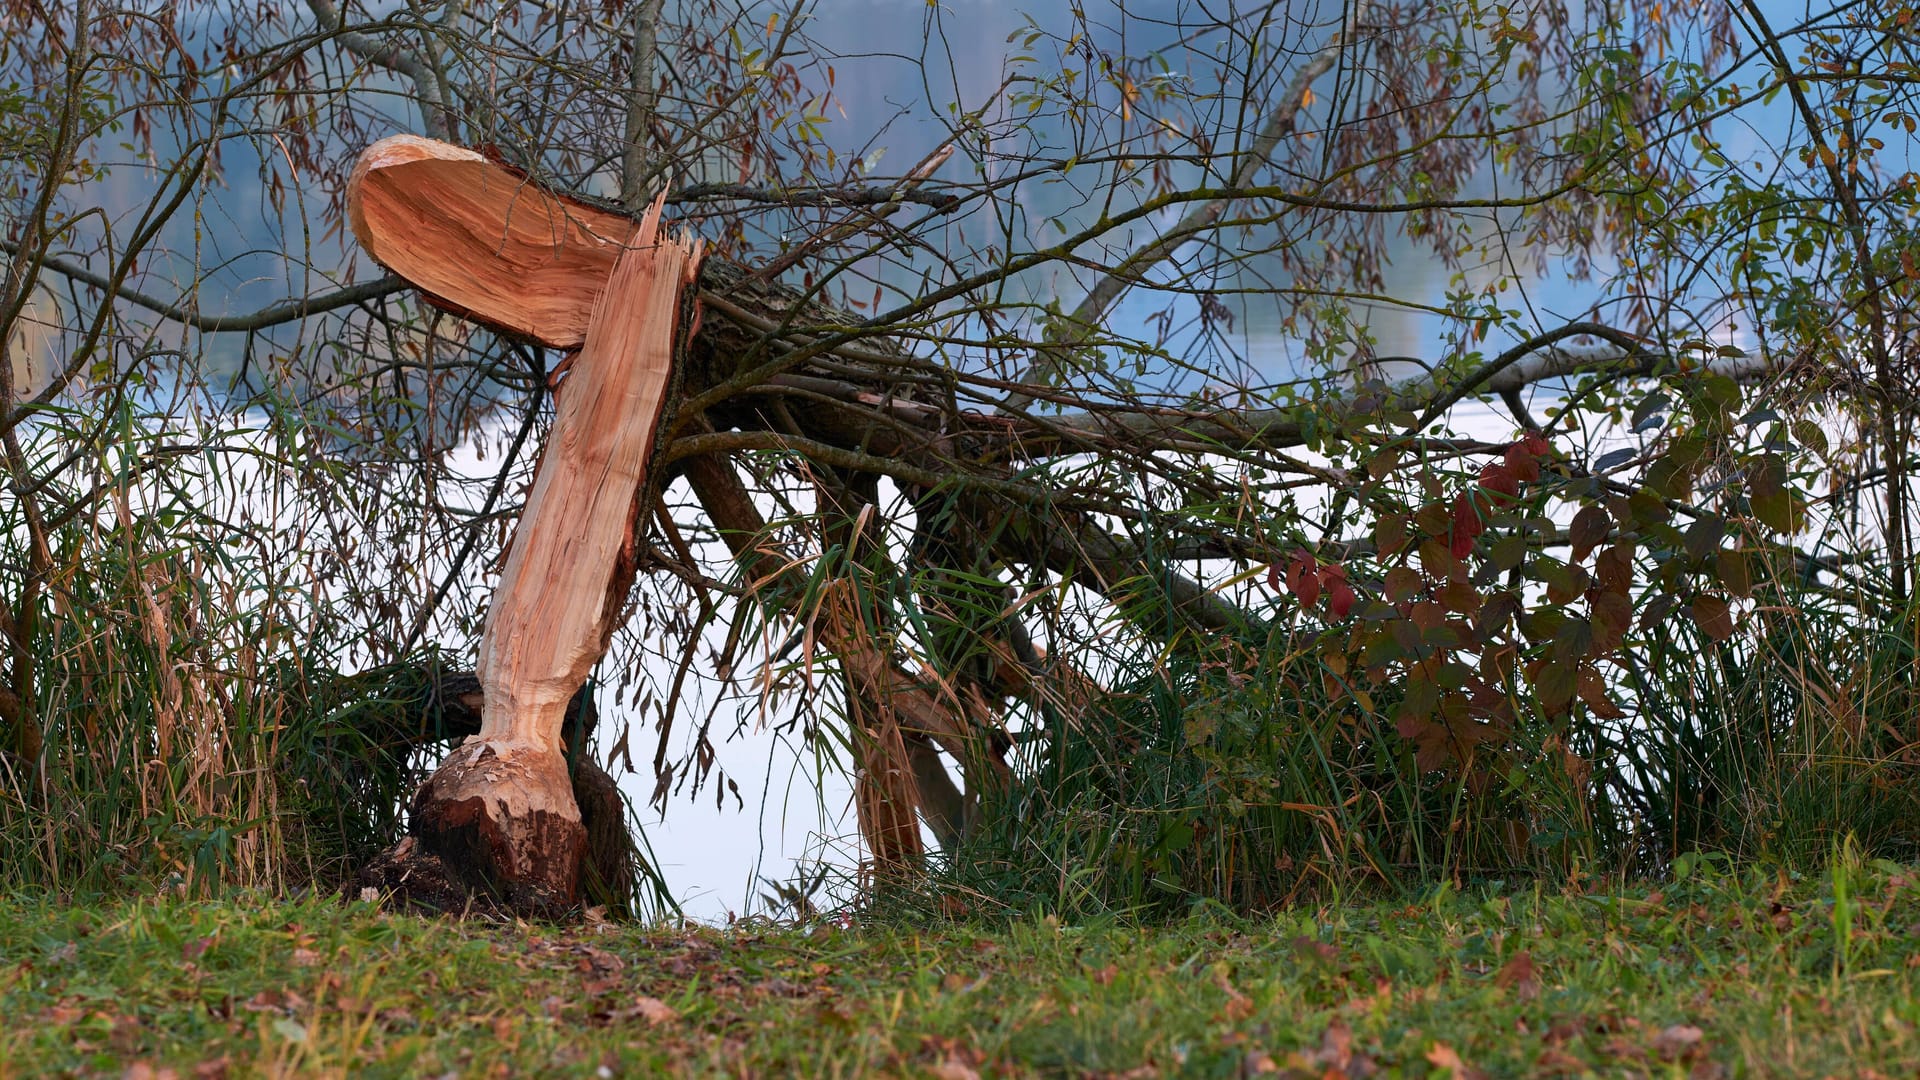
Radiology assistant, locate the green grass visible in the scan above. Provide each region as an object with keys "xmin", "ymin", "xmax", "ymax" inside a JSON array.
[{"xmin": 5, "ymin": 856, "xmax": 1920, "ymax": 1077}]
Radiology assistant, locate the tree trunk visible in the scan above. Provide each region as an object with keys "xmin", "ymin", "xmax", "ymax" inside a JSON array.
[{"xmin": 348, "ymin": 138, "xmax": 700, "ymax": 915}]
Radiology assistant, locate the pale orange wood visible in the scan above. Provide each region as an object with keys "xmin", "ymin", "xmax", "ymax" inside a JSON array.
[
  {"xmin": 474, "ymin": 193, "xmax": 701, "ymax": 755},
  {"xmin": 343, "ymin": 133, "xmax": 704, "ymax": 911},
  {"xmin": 346, "ymin": 135, "xmax": 635, "ymax": 350}
]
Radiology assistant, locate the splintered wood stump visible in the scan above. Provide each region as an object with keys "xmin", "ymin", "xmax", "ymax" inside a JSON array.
[{"xmin": 348, "ymin": 135, "xmax": 700, "ymax": 914}]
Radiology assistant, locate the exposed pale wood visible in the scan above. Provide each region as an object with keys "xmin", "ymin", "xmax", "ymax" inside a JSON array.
[
  {"xmin": 347, "ymin": 134, "xmax": 634, "ymax": 349},
  {"xmin": 476, "ymin": 193, "xmax": 699, "ymax": 757},
  {"xmin": 350, "ymin": 132, "xmax": 703, "ymax": 912},
  {"xmin": 421, "ymin": 192, "xmax": 698, "ymax": 909}
]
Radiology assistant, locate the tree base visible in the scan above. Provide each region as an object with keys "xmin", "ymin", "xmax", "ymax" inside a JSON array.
[
  {"xmin": 357, "ymin": 755, "xmax": 637, "ymax": 918},
  {"xmin": 364, "ymin": 739, "xmax": 587, "ymax": 918}
]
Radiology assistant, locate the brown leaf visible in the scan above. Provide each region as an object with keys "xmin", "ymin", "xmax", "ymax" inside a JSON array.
[
  {"xmin": 1714, "ymin": 548, "xmax": 1752, "ymax": 598},
  {"xmin": 1594, "ymin": 542, "xmax": 1635, "ymax": 594},
  {"xmin": 1374, "ymin": 513, "xmax": 1411, "ymax": 556},
  {"xmin": 1240, "ymin": 1049, "xmax": 1278, "ymax": 1075},
  {"xmin": 1212, "ymin": 967, "xmax": 1255, "ymax": 1021},
  {"xmin": 1425, "ymin": 1041, "xmax": 1485, "ymax": 1079},
  {"xmin": 289, "ymin": 948, "xmax": 322, "ymax": 968},
  {"xmin": 628, "ymin": 996, "xmax": 678, "ymax": 1026},
  {"xmin": 929, "ymin": 1062, "xmax": 981, "ymax": 1080},
  {"xmin": 1384, "ymin": 566, "xmax": 1423, "ymax": 604},
  {"xmin": 1568, "ymin": 505, "xmax": 1611, "ymax": 562},
  {"xmin": 1652, "ymin": 1023, "xmax": 1704, "ymax": 1060},
  {"xmin": 1531, "ymin": 1047, "xmax": 1589, "ymax": 1074},
  {"xmin": 1577, "ymin": 668, "xmax": 1624, "ymax": 719},
  {"xmin": 1494, "ymin": 951, "xmax": 1540, "ymax": 1000},
  {"xmin": 1688, "ymin": 595, "xmax": 1734, "ymax": 641}
]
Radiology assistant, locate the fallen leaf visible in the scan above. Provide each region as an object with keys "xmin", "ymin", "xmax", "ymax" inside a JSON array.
[
  {"xmin": 1425, "ymin": 1042, "xmax": 1483, "ymax": 1078},
  {"xmin": 629, "ymin": 996, "xmax": 677, "ymax": 1025},
  {"xmin": 1212, "ymin": 967, "xmax": 1254, "ymax": 1021},
  {"xmin": 1494, "ymin": 951, "xmax": 1540, "ymax": 1000},
  {"xmin": 1240, "ymin": 1049, "xmax": 1278, "ymax": 1074},
  {"xmin": 1652, "ymin": 1023, "xmax": 1704, "ymax": 1060},
  {"xmin": 929, "ymin": 1062, "xmax": 980, "ymax": 1080},
  {"xmin": 289, "ymin": 948, "xmax": 322, "ymax": 968},
  {"xmin": 1532, "ymin": 1047, "xmax": 1588, "ymax": 1074}
]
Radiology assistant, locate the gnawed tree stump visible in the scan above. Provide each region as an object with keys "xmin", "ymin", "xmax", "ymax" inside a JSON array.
[
  {"xmin": 348, "ymin": 136, "xmax": 701, "ymax": 916},
  {"xmin": 346, "ymin": 135, "xmax": 1025, "ymax": 909}
]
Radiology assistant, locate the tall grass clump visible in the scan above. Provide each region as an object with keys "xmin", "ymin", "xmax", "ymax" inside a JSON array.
[
  {"xmin": 1609, "ymin": 561, "xmax": 1920, "ymax": 870},
  {"xmin": 0, "ymin": 394, "xmax": 331, "ymax": 893},
  {"xmin": 0, "ymin": 389, "xmax": 504, "ymax": 898}
]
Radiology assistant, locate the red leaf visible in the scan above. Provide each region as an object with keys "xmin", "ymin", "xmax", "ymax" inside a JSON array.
[
  {"xmin": 1450, "ymin": 495, "xmax": 1484, "ymax": 558},
  {"xmin": 1504, "ymin": 442, "xmax": 1541, "ymax": 483},
  {"xmin": 1326, "ymin": 578, "xmax": 1356, "ymax": 620},
  {"xmin": 1522, "ymin": 431, "xmax": 1551, "ymax": 457},
  {"xmin": 1284, "ymin": 550, "xmax": 1321, "ymax": 608},
  {"xmin": 1477, "ymin": 462, "xmax": 1520, "ymax": 505}
]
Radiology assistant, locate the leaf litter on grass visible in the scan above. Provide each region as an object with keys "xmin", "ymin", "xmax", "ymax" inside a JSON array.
[{"xmin": 0, "ymin": 863, "xmax": 1917, "ymax": 1075}]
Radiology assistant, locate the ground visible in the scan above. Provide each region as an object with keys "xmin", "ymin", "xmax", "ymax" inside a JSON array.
[{"xmin": 3, "ymin": 858, "xmax": 1918, "ymax": 1077}]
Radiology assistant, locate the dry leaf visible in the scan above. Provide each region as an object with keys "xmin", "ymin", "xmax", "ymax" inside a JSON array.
[
  {"xmin": 630, "ymin": 996, "xmax": 678, "ymax": 1025},
  {"xmin": 1652, "ymin": 1023, "xmax": 1704, "ymax": 1060},
  {"xmin": 1425, "ymin": 1042, "xmax": 1483, "ymax": 1078},
  {"xmin": 1494, "ymin": 951, "xmax": 1540, "ymax": 1000}
]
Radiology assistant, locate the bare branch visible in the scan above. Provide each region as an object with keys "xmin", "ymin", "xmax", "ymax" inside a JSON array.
[
  {"xmin": 1000, "ymin": 10, "xmax": 1356, "ymax": 412},
  {"xmin": 670, "ymin": 181, "xmax": 960, "ymax": 212},
  {"xmin": 305, "ymin": 0, "xmax": 452, "ymax": 142},
  {"xmin": 620, "ymin": 0, "xmax": 667, "ymax": 209},
  {"xmin": 2, "ymin": 240, "xmax": 405, "ymax": 333}
]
